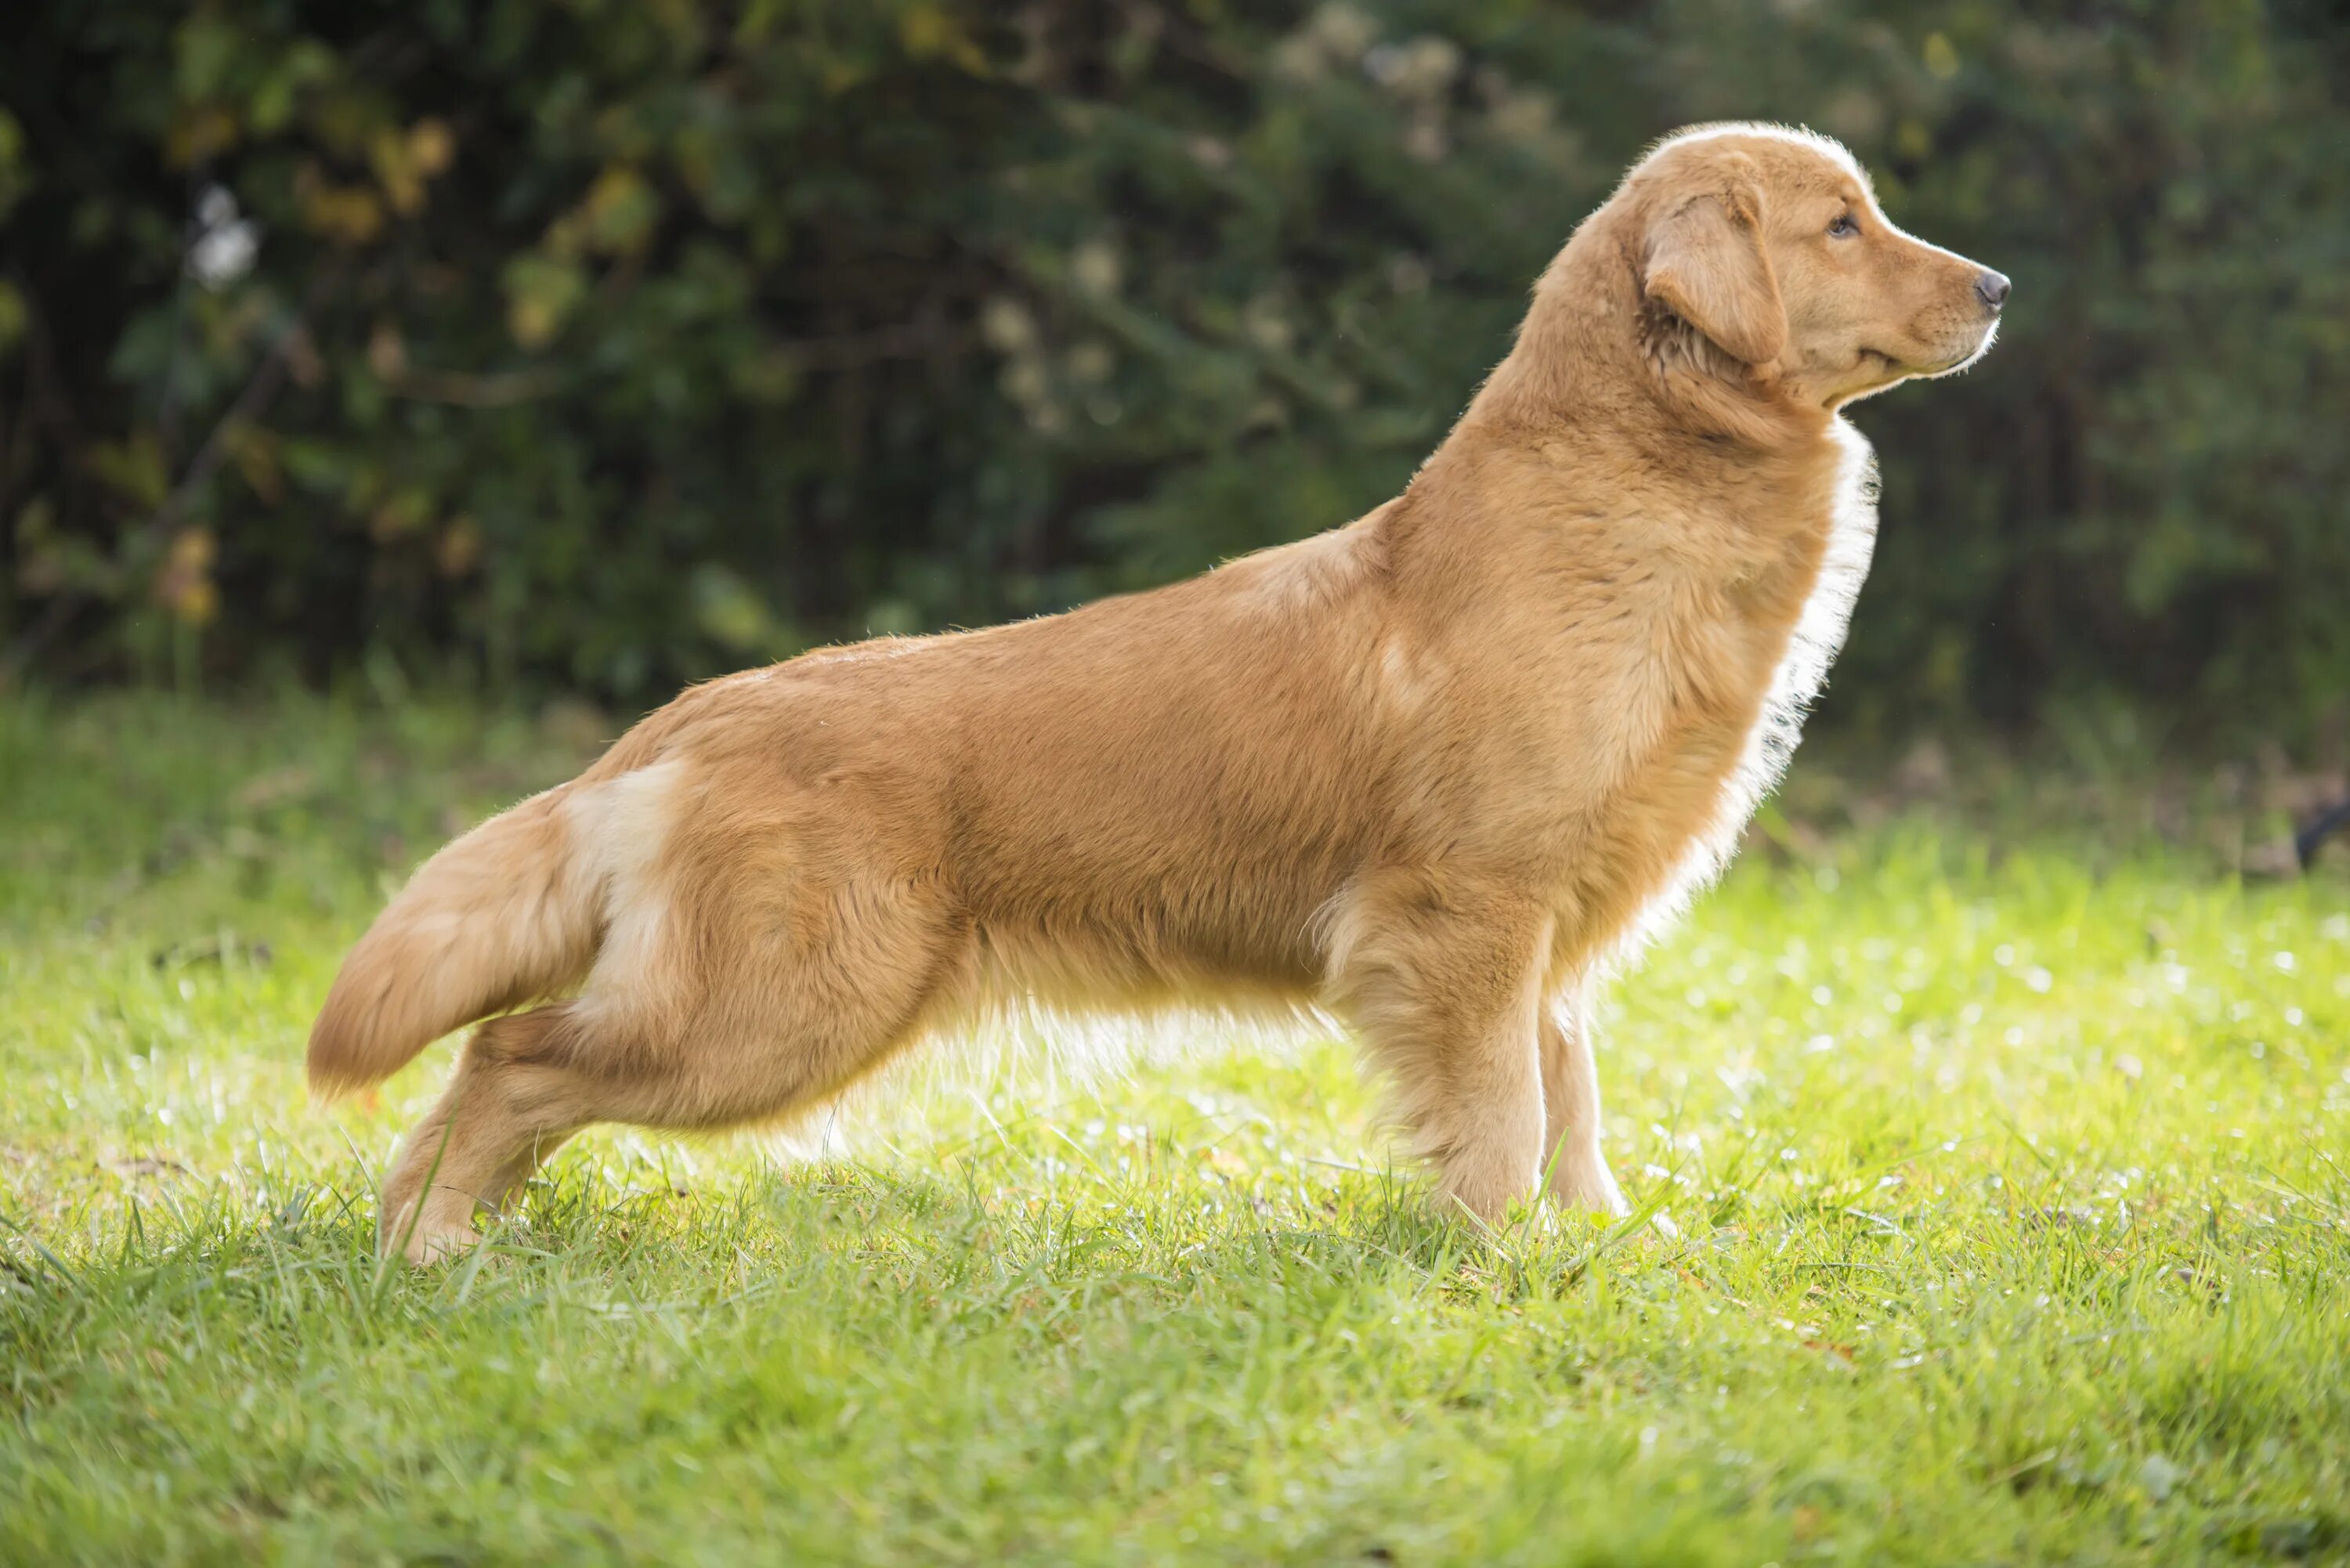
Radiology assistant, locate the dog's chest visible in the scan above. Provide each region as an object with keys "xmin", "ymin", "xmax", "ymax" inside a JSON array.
[{"xmin": 1556, "ymin": 427, "xmax": 1878, "ymax": 956}]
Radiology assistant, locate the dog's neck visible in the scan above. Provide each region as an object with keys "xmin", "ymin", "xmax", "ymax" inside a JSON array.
[
  {"xmin": 1358, "ymin": 230, "xmax": 1856, "ymax": 657},
  {"xmin": 1470, "ymin": 227, "xmax": 1830, "ymax": 459},
  {"xmin": 1380, "ymin": 236, "xmax": 1841, "ymax": 580}
]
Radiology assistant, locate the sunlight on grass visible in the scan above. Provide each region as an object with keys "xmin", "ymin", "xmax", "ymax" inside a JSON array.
[{"xmin": 3, "ymin": 695, "xmax": 2346, "ymax": 1563}]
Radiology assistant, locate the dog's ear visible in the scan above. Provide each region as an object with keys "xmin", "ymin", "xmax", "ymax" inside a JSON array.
[{"xmin": 1643, "ymin": 155, "xmax": 1786, "ymax": 367}]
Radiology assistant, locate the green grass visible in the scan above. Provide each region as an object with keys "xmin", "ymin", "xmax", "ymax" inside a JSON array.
[{"xmin": 3, "ymin": 694, "xmax": 2347, "ymax": 1566}]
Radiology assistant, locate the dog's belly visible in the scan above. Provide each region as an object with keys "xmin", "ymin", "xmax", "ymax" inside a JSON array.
[
  {"xmin": 962, "ymin": 913, "xmax": 1325, "ymax": 1024},
  {"xmin": 961, "ymin": 877, "xmax": 1333, "ymax": 1006}
]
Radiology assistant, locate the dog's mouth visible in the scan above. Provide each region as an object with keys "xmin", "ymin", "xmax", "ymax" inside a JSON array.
[
  {"xmin": 1861, "ymin": 327, "xmax": 1994, "ymax": 380},
  {"xmin": 1918, "ymin": 322, "xmax": 2000, "ymax": 377},
  {"xmin": 1854, "ymin": 346, "xmax": 1916, "ymax": 381}
]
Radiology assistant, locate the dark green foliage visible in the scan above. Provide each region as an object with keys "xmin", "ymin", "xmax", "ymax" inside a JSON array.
[{"xmin": 2, "ymin": 1, "xmax": 2345, "ymax": 728}]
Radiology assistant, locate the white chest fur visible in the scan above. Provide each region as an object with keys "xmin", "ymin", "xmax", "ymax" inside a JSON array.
[{"xmin": 1607, "ymin": 417, "xmax": 1880, "ymax": 966}]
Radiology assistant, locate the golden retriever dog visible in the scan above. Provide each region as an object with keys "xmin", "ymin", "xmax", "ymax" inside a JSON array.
[{"xmin": 310, "ymin": 124, "xmax": 2006, "ymax": 1263}]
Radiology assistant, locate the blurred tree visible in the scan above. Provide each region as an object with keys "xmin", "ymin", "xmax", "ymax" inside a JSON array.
[{"xmin": 1, "ymin": 0, "xmax": 2343, "ymax": 736}]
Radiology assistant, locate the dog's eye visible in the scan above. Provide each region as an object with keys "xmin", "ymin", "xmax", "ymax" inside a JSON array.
[{"xmin": 1828, "ymin": 213, "xmax": 1860, "ymax": 239}]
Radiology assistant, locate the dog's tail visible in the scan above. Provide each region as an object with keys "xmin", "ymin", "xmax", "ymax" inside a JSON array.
[{"xmin": 307, "ymin": 785, "xmax": 601, "ymax": 1095}]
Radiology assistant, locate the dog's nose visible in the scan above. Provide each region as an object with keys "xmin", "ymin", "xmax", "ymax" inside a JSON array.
[{"xmin": 1974, "ymin": 271, "xmax": 2011, "ymax": 311}]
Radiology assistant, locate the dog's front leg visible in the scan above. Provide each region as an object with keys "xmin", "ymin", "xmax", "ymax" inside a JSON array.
[
  {"xmin": 1330, "ymin": 879, "xmax": 1552, "ymax": 1226},
  {"xmin": 1539, "ymin": 987, "xmax": 1630, "ymax": 1217}
]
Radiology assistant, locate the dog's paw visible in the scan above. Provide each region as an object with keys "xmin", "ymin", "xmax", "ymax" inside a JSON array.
[
  {"xmin": 1547, "ymin": 1156, "xmax": 1631, "ymax": 1219},
  {"xmin": 380, "ymin": 1198, "xmax": 485, "ymax": 1266},
  {"xmin": 399, "ymin": 1221, "xmax": 483, "ymax": 1266}
]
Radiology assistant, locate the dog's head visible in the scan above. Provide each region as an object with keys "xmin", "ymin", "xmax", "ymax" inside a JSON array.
[{"xmin": 1628, "ymin": 124, "xmax": 2005, "ymax": 409}]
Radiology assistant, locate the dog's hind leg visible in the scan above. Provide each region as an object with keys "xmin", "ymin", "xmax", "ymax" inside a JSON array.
[
  {"xmin": 1538, "ymin": 985, "xmax": 1629, "ymax": 1217},
  {"xmin": 1328, "ymin": 875, "xmax": 1553, "ymax": 1226},
  {"xmin": 378, "ymin": 1006, "xmax": 592, "ymax": 1263},
  {"xmin": 378, "ymin": 850, "xmax": 971, "ymax": 1264}
]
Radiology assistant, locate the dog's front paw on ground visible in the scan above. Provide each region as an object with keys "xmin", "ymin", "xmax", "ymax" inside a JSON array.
[
  {"xmin": 402, "ymin": 1223, "xmax": 483, "ymax": 1266},
  {"xmin": 380, "ymin": 1201, "xmax": 485, "ymax": 1266},
  {"xmin": 1547, "ymin": 1158, "xmax": 1631, "ymax": 1219}
]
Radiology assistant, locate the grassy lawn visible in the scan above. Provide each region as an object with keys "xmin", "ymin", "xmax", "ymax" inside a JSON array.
[{"xmin": 2, "ymin": 694, "xmax": 2346, "ymax": 1565}]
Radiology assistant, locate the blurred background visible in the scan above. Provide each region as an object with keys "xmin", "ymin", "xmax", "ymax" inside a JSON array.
[{"xmin": 2, "ymin": 0, "xmax": 2346, "ymax": 747}]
